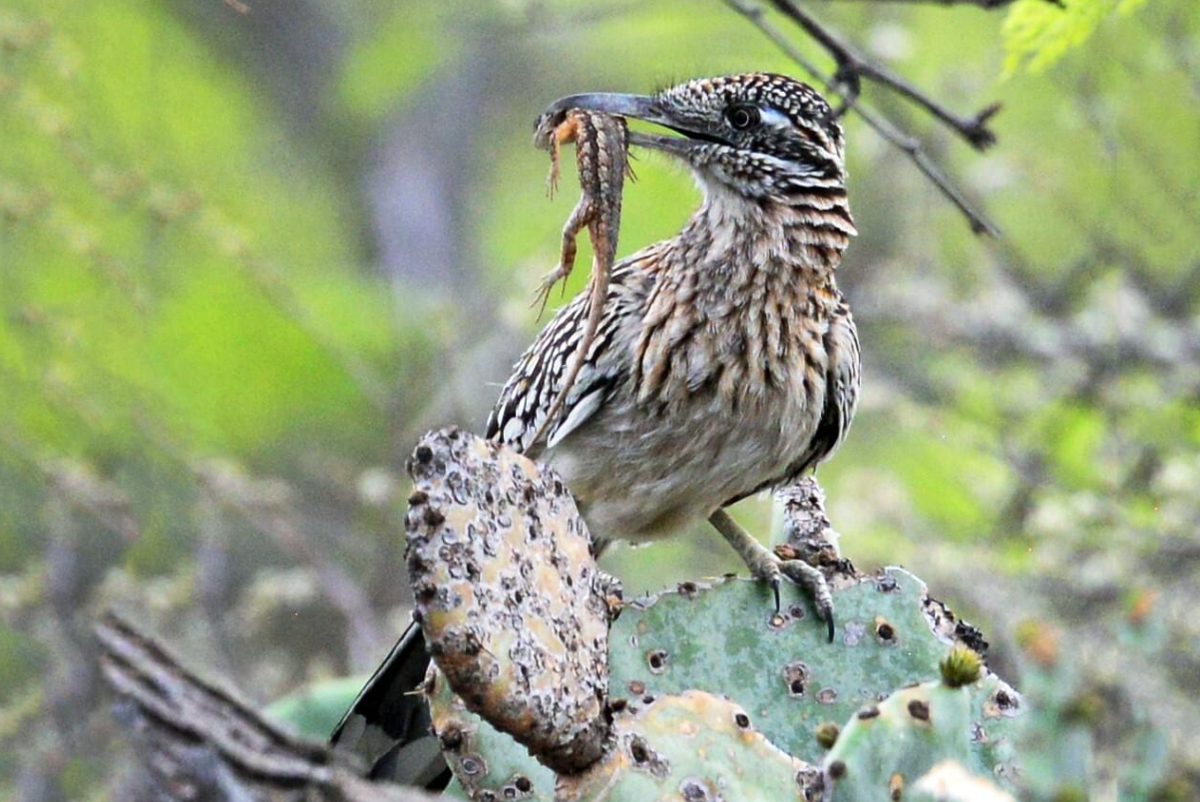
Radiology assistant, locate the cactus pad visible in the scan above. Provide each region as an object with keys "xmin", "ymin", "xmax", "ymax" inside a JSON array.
[
  {"xmin": 405, "ymin": 427, "xmax": 615, "ymax": 774},
  {"xmin": 818, "ymin": 649, "xmax": 1020, "ymax": 801},
  {"xmin": 428, "ymin": 567, "xmax": 1021, "ymax": 800},
  {"xmin": 608, "ymin": 570, "xmax": 1017, "ymax": 770},
  {"xmin": 559, "ymin": 690, "xmax": 816, "ymax": 802}
]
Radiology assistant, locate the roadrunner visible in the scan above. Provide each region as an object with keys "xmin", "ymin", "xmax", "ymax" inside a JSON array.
[{"xmin": 333, "ymin": 73, "xmax": 859, "ymax": 784}]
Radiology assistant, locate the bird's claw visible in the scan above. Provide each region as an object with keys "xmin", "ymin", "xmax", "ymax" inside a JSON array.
[
  {"xmin": 778, "ymin": 557, "xmax": 836, "ymax": 643},
  {"xmin": 710, "ymin": 510, "xmax": 836, "ymax": 643},
  {"xmin": 752, "ymin": 554, "xmax": 835, "ymax": 643},
  {"xmin": 746, "ymin": 554, "xmax": 784, "ymax": 613}
]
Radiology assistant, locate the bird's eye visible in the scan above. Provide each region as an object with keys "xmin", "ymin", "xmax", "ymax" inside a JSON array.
[{"xmin": 725, "ymin": 104, "xmax": 761, "ymax": 131}]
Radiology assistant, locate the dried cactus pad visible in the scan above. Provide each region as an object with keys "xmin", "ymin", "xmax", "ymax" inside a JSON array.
[
  {"xmin": 405, "ymin": 427, "xmax": 612, "ymax": 774},
  {"xmin": 557, "ymin": 690, "xmax": 816, "ymax": 802}
]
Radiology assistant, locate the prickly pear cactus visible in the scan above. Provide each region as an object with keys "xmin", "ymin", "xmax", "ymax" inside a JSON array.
[
  {"xmin": 260, "ymin": 429, "xmax": 1194, "ymax": 802},
  {"xmin": 817, "ymin": 644, "xmax": 1018, "ymax": 800},
  {"xmin": 427, "ymin": 570, "xmax": 1022, "ymax": 801},
  {"xmin": 431, "ymin": 685, "xmax": 819, "ymax": 801},
  {"xmin": 398, "ymin": 429, "xmax": 1024, "ymax": 801},
  {"xmin": 607, "ymin": 571, "xmax": 1018, "ymax": 770},
  {"xmin": 404, "ymin": 427, "xmax": 619, "ymax": 774},
  {"xmin": 559, "ymin": 690, "xmax": 815, "ymax": 802}
]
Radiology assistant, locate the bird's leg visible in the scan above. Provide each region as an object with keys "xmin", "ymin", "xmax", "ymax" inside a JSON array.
[
  {"xmin": 527, "ymin": 109, "xmax": 629, "ymax": 451},
  {"xmin": 708, "ymin": 509, "xmax": 835, "ymax": 643}
]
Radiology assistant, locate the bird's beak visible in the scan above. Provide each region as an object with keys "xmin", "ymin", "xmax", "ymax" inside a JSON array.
[
  {"xmin": 538, "ymin": 93, "xmax": 716, "ymax": 155},
  {"xmin": 541, "ymin": 93, "xmax": 670, "ymax": 127}
]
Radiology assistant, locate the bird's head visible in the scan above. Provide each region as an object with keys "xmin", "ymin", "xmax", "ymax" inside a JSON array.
[{"xmin": 540, "ymin": 73, "xmax": 848, "ymax": 207}]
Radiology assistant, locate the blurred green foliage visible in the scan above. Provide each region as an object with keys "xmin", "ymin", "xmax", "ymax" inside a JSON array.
[
  {"xmin": 0, "ymin": 0, "xmax": 1197, "ymax": 798},
  {"xmin": 1003, "ymin": 0, "xmax": 1156, "ymax": 74}
]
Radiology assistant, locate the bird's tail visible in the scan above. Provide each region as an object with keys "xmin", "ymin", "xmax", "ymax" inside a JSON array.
[{"xmin": 330, "ymin": 617, "xmax": 450, "ymax": 788}]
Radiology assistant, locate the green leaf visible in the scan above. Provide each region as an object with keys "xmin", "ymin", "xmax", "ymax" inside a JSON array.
[{"xmin": 1002, "ymin": 0, "xmax": 1156, "ymax": 75}]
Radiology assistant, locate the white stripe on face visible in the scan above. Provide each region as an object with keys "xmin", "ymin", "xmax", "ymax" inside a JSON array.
[{"xmin": 758, "ymin": 106, "xmax": 793, "ymax": 129}]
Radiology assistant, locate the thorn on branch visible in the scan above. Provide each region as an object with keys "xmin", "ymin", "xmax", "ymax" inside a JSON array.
[{"xmin": 964, "ymin": 102, "xmax": 1004, "ymax": 149}]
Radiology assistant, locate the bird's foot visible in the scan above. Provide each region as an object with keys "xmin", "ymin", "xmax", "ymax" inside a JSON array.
[
  {"xmin": 709, "ymin": 509, "xmax": 835, "ymax": 643},
  {"xmin": 745, "ymin": 549, "xmax": 835, "ymax": 644},
  {"xmin": 774, "ymin": 547, "xmax": 835, "ymax": 643}
]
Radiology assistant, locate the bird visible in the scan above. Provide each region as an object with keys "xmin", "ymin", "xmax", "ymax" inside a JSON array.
[{"xmin": 331, "ymin": 72, "xmax": 859, "ymax": 785}]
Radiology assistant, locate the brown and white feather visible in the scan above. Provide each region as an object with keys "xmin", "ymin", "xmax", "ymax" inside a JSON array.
[{"xmin": 488, "ymin": 73, "xmax": 860, "ymax": 547}]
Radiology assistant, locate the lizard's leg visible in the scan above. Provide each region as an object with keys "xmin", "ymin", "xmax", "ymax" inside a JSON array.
[
  {"xmin": 531, "ymin": 250, "xmax": 606, "ymax": 442},
  {"xmin": 529, "ymin": 112, "xmax": 626, "ymax": 451},
  {"xmin": 531, "ymin": 200, "xmax": 588, "ymax": 321},
  {"xmin": 529, "ymin": 189, "xmax": 616, "ymax": 449},
  {"xmin": 541, "ymin": 111, "xmax": 579, "ymax": 197},
  {"xmin": 709, "ymin": 509, "xmax": 835, "ymax": 642}
]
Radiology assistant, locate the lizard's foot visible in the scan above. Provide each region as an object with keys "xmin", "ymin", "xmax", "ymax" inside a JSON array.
[
  {"xmin": 709, "ymin": 509, "xmax": 835, "ymax": 643},
  {"xmin": 530, "ymin": 265, "xmax": 570, "ymax": 320}
]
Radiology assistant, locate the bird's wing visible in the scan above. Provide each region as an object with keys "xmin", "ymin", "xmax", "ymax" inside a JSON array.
[
  {"xmin": 486, "ymin": 254, "xmax": 651, "ymax": 455},
  {"xmin": 797, "ymin": 303, "xmax": 860, "ymax": 470}
]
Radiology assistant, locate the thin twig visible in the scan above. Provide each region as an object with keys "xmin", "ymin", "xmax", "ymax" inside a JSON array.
[
  {"xmin": 722, "ymin": 0, "xmax": 1000, "ymax": 235},
  {"xmin": 855, "ymin": 104, "xmax": 1000, "ymax": 235},
  {"xmin": 766, "ymin": 0, "xmax": 1001, "ymax": 150}
]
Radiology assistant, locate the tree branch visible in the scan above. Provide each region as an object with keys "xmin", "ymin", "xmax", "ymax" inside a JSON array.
[
  {"xmin": 773, "ymin": 478, "xmax": 859, "ymax": 589},
  {"xmin": 721, "ymin": 0, "xmax": 1000, "ymax": 235},
  {"xmin": 766, "ymin": 0, "xmax": 1001, "ymax": 149},
  {"xmin": 95, "ymin": 611, "xmax": 433, "ymax": 802},
  {"xmin": 853, "ymin": 104, "xmax": 1000, "ymax": 235}
]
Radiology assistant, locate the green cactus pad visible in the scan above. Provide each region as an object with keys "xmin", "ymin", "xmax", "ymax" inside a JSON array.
[
  {"xmin": 608, "ymin": 570, "xmax": 1019, "ymax": 769},
  {"xmin": 430, "ymin": 568, "xmax": 1021, "ymax": 800},
  {"xmin": 558, "ymin": 690, "xmax": 815, "ymax": 802},
  {"xmin": 428, "ymin": 668, "xmax": 559, "ymax": 802},
  {"xmin": 909, "ymin": 760, "xmax": 1018, "ymax": 802},
  {"xmin": 820, "ymin": 664, "xmax": 1020, "ymax": 800}
]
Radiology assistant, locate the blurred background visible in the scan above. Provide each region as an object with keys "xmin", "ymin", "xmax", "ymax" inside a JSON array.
[{"xmin": 1, "ymin": 0, "xmax": 1198, "ymax": 798}]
